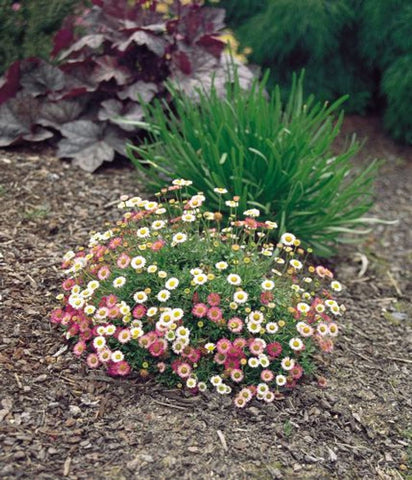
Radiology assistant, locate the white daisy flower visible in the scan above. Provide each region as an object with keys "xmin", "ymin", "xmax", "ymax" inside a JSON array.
[
  {"xmin": 248, "ymin": 357, "xmax": 260, "ymax": 368},
  {"xmin": 261, "ymin": 279, "xmax": 275, "ymax": 291},
  {"xmin": 157, "ymin": 289, "xmax": 171, "ymax": 302},
  {"xmin": 281, "ymin": 357, "xmax": 295, "ymax": 371},
  {"xmin": 266, "ymin": 322, "xmax": 279, "ymax": 334},
  {"xmin": 93, "ymin": 336, "xmax": 106, "ymax": 350},
  {"xmin": 113, "ymin": 276, "xmax": 126, "ymax": 288},
  {"xmin": 276, "ymin": 374, "xmax": 287, "ymax": 386},
  {"xmin": 280, "ymin": 232, "xmax": 296, "ymax": 246},
  {"xmin": 290, "ymin": 259, "xmax": 303, "ymax": 270},
  {"xmin": 243, "ymin": 208, "xmax": 260, "ymax": 217},
  {"xmin": 151, "ymin": 220, "xmax": 166, "ymax": 230},
  {"xmin": 111, "ymin": 350, "xmax": 124, "ymax": 363},
  {"xmin": 131, "ymin": 256, "xmax": 146, "ymax": 269},
  {"xmin": 182, "ymin": 213, "xmax": 196, "ymax": 222},
  {"xmin": 215, "ymin": 261, "xmax": 228, "ymax": 270},
  {"xmin": 210, "ymin": 375, "xmax": 222, "ymax": 386},
  {"xmin": 133, "ymin": 291, "xmax": 148, "ymax": 303},
  {"xmin": 193, "ymin": 273, "xmax": 208, "ymax": 285},
  {"xmin": 233, "ymin": 290, "xmax": 248, "ymax": 304},
  {"xmin": 165, "ymin": 277, "xmax": 179, "ymax": 290},
  {"xmin": 289, "ymin": 338, "xmax": 304, "ymax": 351},
  {"xmin": 136, "ymin": 227, "xmax": 150, "ymax": 238},
  {"xmin": 172, "ymin": 232, "xmax": 187, "ymax": 244},
  {"xmin": 227, "ymin": 273, "xmax": 242, "ymax": 285},
  {"xmin": 213, "ymin": 187, "xmax": 228, "ymax": 194}
]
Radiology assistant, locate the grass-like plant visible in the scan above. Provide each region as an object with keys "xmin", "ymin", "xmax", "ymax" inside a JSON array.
[{"xmin": 128, "ymin": 73, "xmax": 379, "ymax": 256}]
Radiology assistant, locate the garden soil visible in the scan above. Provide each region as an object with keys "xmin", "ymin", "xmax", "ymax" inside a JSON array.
[{"xmin": 0, "ymin": 115, "xmax": 411, "ymax": 480}]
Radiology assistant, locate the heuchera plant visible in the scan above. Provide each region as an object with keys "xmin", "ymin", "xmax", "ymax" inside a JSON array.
[
  {"xmin": 51, "ymin": 180, "xmax": 344, "ymax": 407},
  {"xmin": 0, "ymin": 0, "xmax": 252, "ymax": 171}
]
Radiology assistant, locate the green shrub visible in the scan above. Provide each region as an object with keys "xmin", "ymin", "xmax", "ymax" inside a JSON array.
[
  {"xmin": 214, "ymin": 0, "xmax": 412, "ymax": 143},
  {"xmin": 128, "ymin": 73, "xmax": 379, "ymax": 256},
  {"xmin": 228, "ymin": 0, "xmax": 373, "ymax": 114},
  {"xmin": 382, "ymin": 55, "xmax": 412, "ymax": 144},
  {"xmin": 0, "ymin": 0, "xmax": 85, "ymax": 75},
  {"xmin": 359, "ymin": 0, "xmax": 412, "ymax": 70},
  {"xmin": 207, "ymin": 0, "xmax": 269, "ymax": 27}
]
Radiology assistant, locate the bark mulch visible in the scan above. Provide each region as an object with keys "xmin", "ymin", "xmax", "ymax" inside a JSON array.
[{"xmin": 0, "ymin": 116, "xmax": 411, "ymax": 480}]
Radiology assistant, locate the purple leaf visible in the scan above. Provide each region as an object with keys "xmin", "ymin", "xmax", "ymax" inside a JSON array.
[
  {"xmin": 0, "ymin": 60, "xmax": 20, "ymax": 104},
  {"xmin": 20, "ymin": 59, "xmax": 65, "ymax": 97},
  {"xmin": 38, "ymin": 99, "xmax": 85, "ymax": 129},
  {"xmin": 197, "ymin": 35, "xmax": 225, "ymax": 59},
  {"xmin": 115, "ymin": 30, "xmax": 166, "ymax": 56},
  {"xmin": 117, "ymin": 81, "xmax": 158, "ymax": 102},
  {"xmin": 170, "ymin": 50, "xmax": 255, "ymax": 99},
  {"xmin": 0, "ymin": 93, "xmax": 52, "ymax": 147},
  {"xmin": 58, "ymin": 34, "xmax": 105, "ymax": 60},
  {"xmin": 50, "ymin": 64, "xmax": 98, "ymax": 100},
  {"xmin": 92, "ymin": 56, "xmax": 132, "ymax": 85},
  {"xmin": 51, "ymin": 28, "xmax": 74, "ymax": 58},
  {"xmin": 58, "ymin": 120, "xmax": 126, "ymax": 171},
  {"xmin": 98, "ymin": 99, "xmax": 144, "ymax": 131},
  {"xmin": 173, "ymin": 52, "xmax": 192, "ymax": 75}
]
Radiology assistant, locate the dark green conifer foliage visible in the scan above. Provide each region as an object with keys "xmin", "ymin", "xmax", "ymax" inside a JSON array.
[{"xmin": 215, "ymin": 0, "xmax": 412, "ymax": 143}]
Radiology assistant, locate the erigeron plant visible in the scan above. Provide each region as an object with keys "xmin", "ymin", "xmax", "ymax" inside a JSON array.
[{"xmin": 51, "ymin": 180, "xmax": 344, "ymax": 407}]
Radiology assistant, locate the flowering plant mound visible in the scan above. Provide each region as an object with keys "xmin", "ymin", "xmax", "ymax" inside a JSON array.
[{"xmin": 51, "ymin": 180, "xmax": 344, "ymax": 407}]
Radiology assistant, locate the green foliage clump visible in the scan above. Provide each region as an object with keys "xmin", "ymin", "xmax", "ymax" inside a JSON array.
[
  {"xmin": 129, "ymin": 74, "xmax": 379, "ymax": 256},
  {"xmin": 207, "ymin": 0, "xmax": 268, "ymax": 27},
  {"xmin": 0, "ymin": 0, "xmax": 85, "ymax": 75}
]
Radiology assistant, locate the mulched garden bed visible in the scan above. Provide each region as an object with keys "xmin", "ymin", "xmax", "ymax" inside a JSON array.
[{"xmin": 0, "ymin": 115, "xmax": 411, "ymax": 480}]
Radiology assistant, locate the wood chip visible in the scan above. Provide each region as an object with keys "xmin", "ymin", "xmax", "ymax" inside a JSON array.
[
  {"xmin": 216, "ymin": 430, "xmax": 228, "ymax": 451},
  {"xmin": 63, "ymin": 456, "xmax": 71, "ymax": 477}
]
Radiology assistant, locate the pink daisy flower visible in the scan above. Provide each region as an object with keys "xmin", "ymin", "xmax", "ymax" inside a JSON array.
[
  {"xmin": 260, "ymin": 369, "xmax": 274, "ymax": 382},
  {"xmin": 98, "ymin": 348, "xmax": 112, "ymax": 363},
  {"xmin": 97, "ymin": 266, "xmax": 111, "ymax": 281},
  {"xmin": 117, "ymin": 329, "xmax": 132, "ymax": 344},
  {"xmin": 117, "ymin": 253, "xmax": 131, "ymax": 269},
  {"xmin": 73, "ymin": 341, "xmax": 86, "ymax": 356},
  {"xmin": 62, "ymin": 278, "xmax": 75, "ymax": 291},
  {"xmin": 207, "ymin": 306, "xmax": 223, "ymax": 323},
  {"xmin": 216, "ymin": 338, "xmax": 232, "ymax": 355},
  {"xmin": 86, "ymin": 353, "xmax": 100, "ymax": 369},
  {"xmin": 176, "ymin": 363, "xmax": 192, "ymax": 378},
  {"xmin": 107, "ymin": 306, "xmax": 120, "ymax": 319},
  {"xmin": 132, "ymin": 304, "xmax": 147, "ymax": 319},
  {"xmin": 234, "ymin": 396, "xmax": 247, "ymax": 408},
  {"xmin": 290, "ymin": 364, "xmax": 303, "ymax": 380},
  {"xmin": 149, "ymin": 339, "xmax": 168, "ymax": 357},
  {"xmin": 139, "ymin": 332, "xmax": 157, "ymax": 349},
  {"xmin": 230, "ymin": 369, "xmax": 244, "ymax": 383},
  {"xmin": 50, "ymin": 308, "xmax": 64, "ymax": 324},
  {"xmin": 207, "ymin": 292, "xmax": 221, "ymax": 306},
  {"xmin": 109, "ymin": 237, "xmax": 122, "ymax": 250},
  {"xmin": 233, "ymin": 338, "xmax": 247, "ymax": 349},
  {"xmin": 227, "ymin": 317, "xmax": 243, "ymax": 333},
  {"xmin": 114, "ymin": 361, "xmax": 131, "ymax": 376},
  {"xmin": 192, "ymin": 303, "xmax": 208, "ymax": 318},
  {"xmin": 260, "ymin": 291, "xmax": 274, "ymax": 305},
  {"xmin": 267, "ymin": 342, "xmax": 282, "ymax": 358},
  {"xmin": 249, "ymin": 339, "xmax": 265, "ymax": 355},
  {"xmin": 214, "ymin": 352, "xmax": 227, "ymax": 365},
  {"xmin": 224, "ymin": 357, "xmax": 240, "ymax": 371},
  {"xmin": 105, "ymin": 294, "xmax": 118, "ymax": 308}
]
